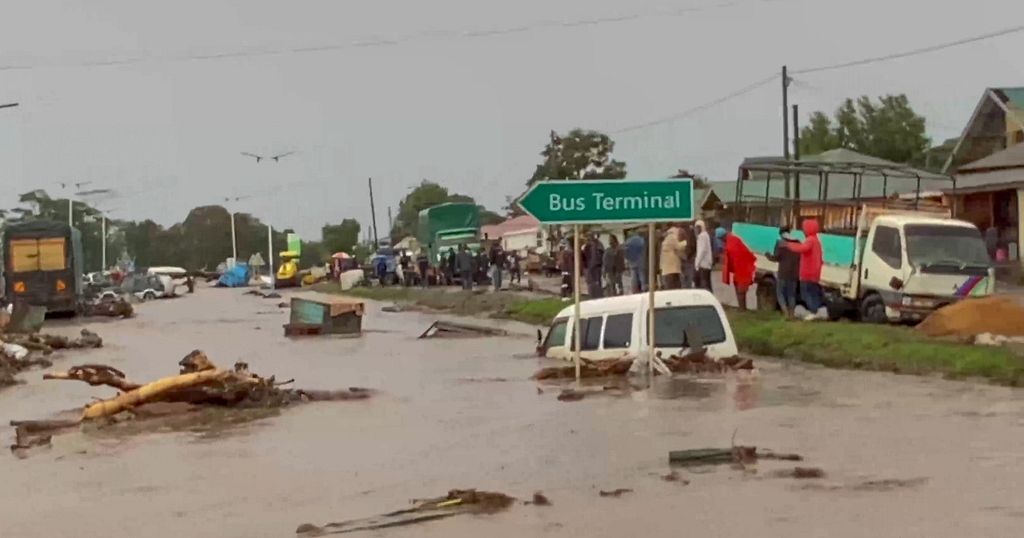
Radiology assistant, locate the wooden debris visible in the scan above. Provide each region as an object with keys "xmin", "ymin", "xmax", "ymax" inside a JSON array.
[
  {"xmin": 296, "ymin": 489, "xmax": 516, "ymax": 536},
  {"xmin": 419, "ymin": 320, "xmax": 508, "ymax": 339},
  {"xmin": 668, "ymin": 446, "xmax": 802, "ymax": 467},
  {"xmin": 43, "ymin": 364, "xmax": 141, "ymax": 391},
  {"xmin": 12, "ymin": 349, "xmax": 375, "ymax": 450},
  {"xmin": 598, "ymin": 488, "xmax": 633, "ymax": 498}
]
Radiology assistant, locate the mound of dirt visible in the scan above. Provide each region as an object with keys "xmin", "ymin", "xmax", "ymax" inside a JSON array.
[{"xmin": 917, "ymin": 296, "xmax": 1024, "ymax": 338}]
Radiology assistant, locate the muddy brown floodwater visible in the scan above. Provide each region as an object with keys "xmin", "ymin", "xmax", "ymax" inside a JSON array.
[{"xmin": 4, "ymin": 287, "xmax": 1024, "ymax": 537}]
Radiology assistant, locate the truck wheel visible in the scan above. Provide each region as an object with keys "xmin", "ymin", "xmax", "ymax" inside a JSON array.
[
  {"xmin": 860, "ymin": 294, "xmax": 886, "ymax": 323},
  {"xmin": 755, "ymin": 277, "xmax": 778, "ymax": 312},
  {"xmin": 143, "ymin": 291, "xmax": 156, "ymax": 301}
]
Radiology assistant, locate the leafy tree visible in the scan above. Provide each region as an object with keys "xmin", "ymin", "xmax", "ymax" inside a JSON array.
[
  {"xmin": 321, "ymin": 218, "xmax": 361, "ymax": 255},
  {"xmin": 798, "ymin": 111, "xmax": 839, "ymax": 156},
  {"xmin": 528, "ymin": 129, "xmax": 626, "ymax": 185},
  {"xmin": 389, "ymin": 180, "xmax": 499, "ymax": 242},
  {"xmin": 799, "ymin": 94, "xmax": 930, "ymax": 164}
]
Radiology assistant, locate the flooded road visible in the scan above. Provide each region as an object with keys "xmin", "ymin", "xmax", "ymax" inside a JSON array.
[{"xmin": 4, "ymin": 288, "xmax": 1024, "ymax": 537}]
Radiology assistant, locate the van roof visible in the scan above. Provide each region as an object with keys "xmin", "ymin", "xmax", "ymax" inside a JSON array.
[
  {"xmin": 554, "ymin": 289, "xmax": 723, "ymax": 320},
  {"xmin": 874, "ymin": 215, "xmax": 978, "ymax": 229}
]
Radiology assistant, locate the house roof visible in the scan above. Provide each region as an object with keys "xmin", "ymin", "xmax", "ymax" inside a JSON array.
[
  {"xmin": 943, "ymin": 87, "xmax": 1024, "ymax": 172},
  {"xmin": 481, "ymin": 214, "xmax": 540, "ymax": 240},
  {"xmin": 951, "ymin": 168, "xmax": 1024, "ymax": 192},
  {"xmin": 958, "ymin": 141, "xmax": 1024, "ymax": 172}
]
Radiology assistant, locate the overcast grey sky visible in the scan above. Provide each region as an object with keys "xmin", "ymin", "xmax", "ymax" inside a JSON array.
[{"xmin": 0, "ymin": 0, "xmax": 1022, "ymax": 238}]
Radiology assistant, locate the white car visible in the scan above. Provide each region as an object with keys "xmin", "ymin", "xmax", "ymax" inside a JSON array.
[{"xmin": 540, "ymin": 289, "xmax": 739, "ymax": 362}]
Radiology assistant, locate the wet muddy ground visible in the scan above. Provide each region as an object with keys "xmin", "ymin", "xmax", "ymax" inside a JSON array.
[{"xmin": 4, "ymin": 287, "xmax": 1024, "ymax": 537}]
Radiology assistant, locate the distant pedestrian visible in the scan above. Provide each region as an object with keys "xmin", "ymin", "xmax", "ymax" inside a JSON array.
[
  {"xmin": 558, "ymin": 241, "xmax": 575, "ymax": 300},
  {"xmin": 508, "ymin": 251, "xmax": 522, "ymax": 285},
  {"xmin": 445, "ymin": 247, "xmax": 457, "ymax": 285},
  {"xmin": 603, "ymin": 235, "xmax": 625, "ymax": 296},
  {"xmin": 624, "ymin": 231, "xmax": 647, "ymax": 293},
  {"xmin": 721, "ymin": 228, "xmax": 756, "ymax": 310},
  {"xmin": 660, "ymin": 224, "xmax": 685, "ymax": 289},
  {"xmin": 786, "ymin": 219, "xmax": 825, "ymax": 320},
  {"xmin": 583, "ymin": 234, "xmax": 605, "ymax": 298},
  {"xmin": 417, "ymin": 249, "xmax": 430, "ymax": 288},
  {"xmin": 985, "ymin": 225, "xmax": 999, "ymax": 260},
  {"xmin": 681, "ymin": 223, "xmax": 697, "ymax": 288},
  {"xmin": 400, "ymin": 250, "xmax": 414, "ymax": 287},
  {"xmin": 375, "ymin": 257, "xmax": 389, "ymax": 287},
  {"xmin": 455, "ymin": 244, "xmax": 474, "ymax": 290},
  {"xmin": 694, "ymin": 220, "xmax": 713, "ymax": 293},
  {"xmin": 489, "ymin": 242, "xmax": 505, "ymax": 291},
  {"xmin": 713, "ymin": 226, "xmax": 726, "ymax": 264},
  {"xmin": 770, "ymin": 226, "xmax": 801, "ymax": 318}
]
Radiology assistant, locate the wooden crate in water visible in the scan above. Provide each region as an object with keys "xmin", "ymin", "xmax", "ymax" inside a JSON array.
[{"xmin": 286, "ymin": 293, "xmax": 364, "ymax": 336}]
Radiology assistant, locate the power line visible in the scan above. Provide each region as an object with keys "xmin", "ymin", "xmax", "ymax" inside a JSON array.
[
  {"xmin": 0, "ymin": 0, "xmax": 784, "ymax": 72},
  {"xmin": 613, "ymin": 24, "xmax": 1024, "ymax": 135},
  {"xmin": 612, "ymin": 74, "xmax": 777, "ymax": 134},
  {"xmin": 793, "ymin": 24, "xmax": 1024, "ymax": 74}
]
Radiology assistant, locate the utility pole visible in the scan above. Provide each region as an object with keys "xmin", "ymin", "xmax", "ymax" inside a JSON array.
[
  {"xmin": 781, "ymin": 65, "xmax": 791, "ymax": 199},
  {"xmin": 387, "ymin": 206, "xmax": 393, "ymax": 232},
  {"xmin": 368, "ymin": 177, "xmax": 379, "ymax": 247},
  {"xmin": 792, "ymin": 104, "xmax": 801, "ymax": 220}
]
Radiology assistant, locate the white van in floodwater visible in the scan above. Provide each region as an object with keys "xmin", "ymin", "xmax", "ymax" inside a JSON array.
[{"xmin": 540, "ymin": 290, "xmax": 739, "ymax": 362}]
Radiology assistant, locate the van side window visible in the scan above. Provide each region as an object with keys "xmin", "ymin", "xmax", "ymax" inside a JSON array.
[
  {"xmin": 650, "ymin": 306, "xmax": 727, "ymax": 348},
  {"xmin": 571, "ymin": 317, "xmax": 603, "ymax": 351},
  {"xmin": 872, "ymin": 226, "xmax": 902, "ymax": 268},
  {"xmin": 603, "ymin": 313, "xmax": 633, "ymax": 349},
  {"xmin": 543, "ymin": 319, "xmax": 568, "ymax": 350}
]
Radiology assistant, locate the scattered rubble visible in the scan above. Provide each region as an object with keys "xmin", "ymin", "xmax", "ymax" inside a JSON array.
[
  {"xmin": 296, "ymin": 489, "xmax": 516, "ymax": 536},
  {"xmin": 0, "ymin": 329, "xmax": 103, "ymax": 390},
  {"xmin": 918, "ymin": 296, "xmax": 1024, "ymax": 339},
  {"xmin": 533, "ymin": 350, "xmax": 753, "ymax": 381},
  {"xmin": 419, "ymin": 320, "xmax": 508, "ymax": 339},
  {"xmin": 528, "ymin": 492, "xmax": 552, "ymax": 506},
  {"xmin": 84, "ymin": 297, "xmax": 134, "ymax": 318},
  {"xmin": 10, "ymin": 349, "xmax": 373, "ymax": 450}
]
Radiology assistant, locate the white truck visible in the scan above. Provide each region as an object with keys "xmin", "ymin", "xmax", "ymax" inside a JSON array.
[{"xmin": 731, "ymin": 161, "xmax": 993, "ymax": 323}]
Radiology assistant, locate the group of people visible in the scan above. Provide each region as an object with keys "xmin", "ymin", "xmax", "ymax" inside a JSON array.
[
  {"xmin": 390, "ymin": 243, "xmax": 523, "ymax": 291},
  {"xmin": 553, "ymin": 217, "xmax": 826, "ymax": 320},
  {"xmin": 720, "ymin": 218, "xmax": 824, "ymax": 319},
  {"xmin": 556, "ymin": 220, "xmax": 719, "ymax": 300}
]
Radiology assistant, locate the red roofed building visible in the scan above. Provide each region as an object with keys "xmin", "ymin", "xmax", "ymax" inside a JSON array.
[{"xmin": 481, "ymin": 215, "xmax": 544, "ymax": 254}]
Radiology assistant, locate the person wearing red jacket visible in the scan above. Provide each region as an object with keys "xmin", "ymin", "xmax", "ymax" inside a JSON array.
[
  {"xmin": 786, "ymin": 218, "xmax": 825, "ymax": 319},
  {"xmin": 719, "ymin": 228, "xmax": 756, "ymax": 310}
]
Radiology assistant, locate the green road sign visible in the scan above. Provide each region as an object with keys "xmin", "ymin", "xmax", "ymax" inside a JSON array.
[{"xmin": 517, "ymin": 179, "xmax": 694, "ymax": 224}]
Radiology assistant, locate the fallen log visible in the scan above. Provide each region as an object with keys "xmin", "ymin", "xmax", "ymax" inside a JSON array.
[
  {"xmin": 82, "ymin": 369, "xmax": 244, "ymax": 419},
  {"xmin": 532, "ymin": 351, "xmax": 755, "ymax": 380}
]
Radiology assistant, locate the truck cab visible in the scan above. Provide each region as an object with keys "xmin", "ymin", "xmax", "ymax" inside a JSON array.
[{"xmin": 855, "ymin": 214, "xmax": 993, "ymax": 322}]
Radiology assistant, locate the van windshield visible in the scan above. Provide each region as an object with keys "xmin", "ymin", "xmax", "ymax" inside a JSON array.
[
  {"xmin": 904, "ymin": 224, "xmax": 990, "ymax": 271},
  {"xmin": 543, "ymin": 319, "xmax": 568, "ymax": 350},
  {"xmin": 651, "ymin": 305, "xmax": 726, "ymax": 348}
]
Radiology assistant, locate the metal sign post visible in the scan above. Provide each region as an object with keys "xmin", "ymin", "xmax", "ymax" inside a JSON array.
[
  {"xmin": 648, "ymin": 223, "xmax": 656, "ymax": 379},
  {"xmin": 573, "ymin": 224, "xmax": 582, "ymax": 381}
]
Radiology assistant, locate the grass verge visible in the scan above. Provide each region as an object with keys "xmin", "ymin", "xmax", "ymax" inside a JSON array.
[
  {"xmin": 318, "ymin": 284, "xmax": 1024, "ymax": 385},
  {"xmin": 728, "ymin": 310, "xmax": 1024, "ymax": 385}
]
